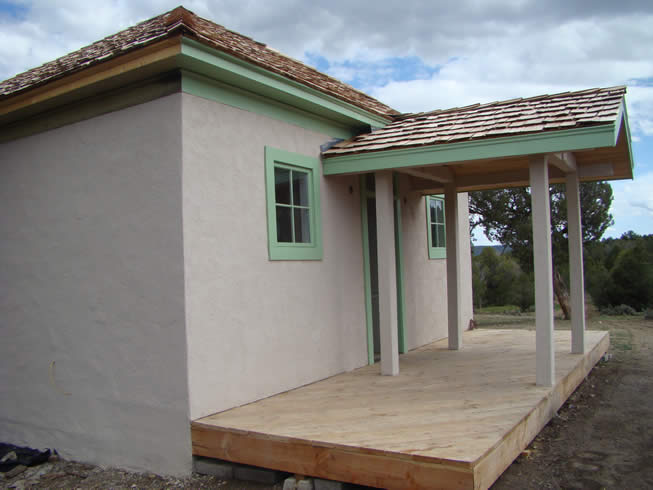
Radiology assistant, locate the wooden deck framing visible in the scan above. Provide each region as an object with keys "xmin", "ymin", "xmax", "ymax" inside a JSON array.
[{"xmin": 192, "ymin": 329, "xmax": 609, "ymax": 490}]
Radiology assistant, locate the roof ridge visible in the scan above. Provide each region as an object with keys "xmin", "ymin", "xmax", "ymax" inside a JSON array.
[
  {"xmin": 395, "ymin": 85, "xmax": 627, "ymax": 122},
  {"xmin": 174, "ymin": 8, "xmax": 392, "ymax": 114},
  {"xmin": 0, "ymin": 5, "xmax": 397, "ymax": 118}
]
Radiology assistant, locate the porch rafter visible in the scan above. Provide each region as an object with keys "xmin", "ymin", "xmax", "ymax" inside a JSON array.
[
  {"xmin": 397, "ymin": 161, "xmax": 613, "ymax": 196},
  {"xmin": 396, "ymin": 165, "xmax": 454, "ymax": 183}
]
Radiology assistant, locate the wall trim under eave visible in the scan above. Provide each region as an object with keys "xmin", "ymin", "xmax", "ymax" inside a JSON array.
[
  {"xmin": 181, "ymin": 71, "xmax": 358, "ymax": 140},
  {"xmin": 322, "ymin": 123, "xmax": 618, "ymax": 176},
  {"xmin": 0, "ymin": 73, "xmax": 182, "ymax": 144},
  {"xmin": 178, "ymin": 37, "xmax": 390, "ymax": 130}
]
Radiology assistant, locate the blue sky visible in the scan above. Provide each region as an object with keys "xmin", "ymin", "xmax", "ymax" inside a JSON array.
[{"xmin": 1, "ymin": 0, "xmax": 652, "ymax": 244}]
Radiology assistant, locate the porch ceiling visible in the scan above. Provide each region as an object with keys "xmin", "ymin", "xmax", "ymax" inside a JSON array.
[{"xmin": 322, "ymin": 86, "xmax": 634, "ymax": 194}]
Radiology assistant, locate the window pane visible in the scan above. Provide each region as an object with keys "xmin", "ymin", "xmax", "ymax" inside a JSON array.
[
  {"xmin": 431, "ymin": 224, "xmax": 438, "ymax": 248},
  {"xmin": 429, "ymin": 199, "xmax": 437, "ymax": 223},
  {"xmin": 292, "ymin": 171, "xmax": 310, "ymax": 206},
  {"xmin": 294, "ymin": 208, "xmax": 311, "ymax": 243},
  {"xmin": 436, "ymin": 224, "xmax": 446, "ymax": 248},
  {"xmin": 275, "ymin": 167, "xmax": 291, "ymax": 204},
  {"xmin": 435, "ymin": 199, "xmax": 444, "ymax": 223},
  {"xmin": 276, "ymin": 206, "xmax": 292, "ymax": 242}
]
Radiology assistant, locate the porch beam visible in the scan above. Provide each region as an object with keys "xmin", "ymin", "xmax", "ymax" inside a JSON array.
[
  {"xmin": 405, "ymin": 161, "xmax": 617, "ymax": 195},
  {"xmin": 547, "ymin": 152, "xmax": 577, "ymax": 173},
  {"xmin": 448, "ymin": 166, "xmax": 566, "ymax": 193},
  {"xmin": 456, "ymin": 169, "xmax": 530, "ymax": 190},
  {"xmin": 444, "ymin": 183, "xmax": 462, "ymax": 350},
  {"xmin": 397, "ymin": 166, "xmax": 454, "ymax": 183},
  {"xmin": 530, "ymin": 156, "xmax": 555, "ymax": 386},
  {"xmin": 578, "ymin": 162, "xmax": 614, "ymax": 179},
  {"xmin": 566, "ymin": 170, "xmax": 586, "ymax": 354},
  {"xmin": 375, "ymin": 171, "xmax": 400, "ymax": 375}
]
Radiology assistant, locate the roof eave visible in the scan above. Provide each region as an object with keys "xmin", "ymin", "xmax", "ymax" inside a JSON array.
[
  {"xmin": 178, "ymin": 37, "xmax": 391, "ymax": 129},
  {"xmin": 322, "ymin": 119, "xmax": 631, "ymax": 181},
  {"xmin": 0, "ymin": 22, "xmax": 393, "ymax": 131},
  {"xmin": 0, "ymin": 36, "xmax": 183, "ymax": 125}
]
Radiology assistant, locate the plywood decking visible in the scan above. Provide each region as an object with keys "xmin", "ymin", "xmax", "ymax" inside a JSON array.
[{"xmin": 192, "ymin": 329, "xmax": 609, "ymax": 490}]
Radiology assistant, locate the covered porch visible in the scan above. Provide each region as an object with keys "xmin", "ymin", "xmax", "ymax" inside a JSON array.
[
  {"xmin": 192, "ymin": 328, "xmax": 610, "ymax": 489},
  {"xmin": 323, "ymin": 86, "xmax": 633, "ymax": 385}
]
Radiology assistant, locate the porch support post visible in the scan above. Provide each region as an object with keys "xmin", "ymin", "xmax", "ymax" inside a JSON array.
[
  {"xmin": 566, "ymin": 170, "xmax": 586, "ymax": 354},
  {"xmin": 444, "ymin": 183, "xmax": 462, "ymax": 350},
  {"xmin": 375, "ymin": 171, "xmax": 399, "ymax": 375},
  {"xmin": 529, "ymin": 156, "xmax": 555, "ymax": 386}
]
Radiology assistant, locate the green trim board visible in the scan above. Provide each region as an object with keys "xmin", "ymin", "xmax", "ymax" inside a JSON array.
[
  {"xmin": 613, "ymin": 100, "xmax": 625, "ymax": 147},
  {"xmin": 618, "ymin": 100, "xmax": 635, "ymax": 173},
  {"xmin": 360, "ymin": 176, "xmax": 375, "ymax": 365},
  {"xmin": 182, "ymin": 71, "xmax": 358, "ymax": 140},
  {"xmin": 265, "ymin": 147, "xmax": 322, "ymax": 260},
  {"xmin": 426, "ymin": 195, "xmax": 446, "ymax": 260},
  {"xmin": 393, "ymin": 174, "xmax": 407, "ymax": 354},
  {"xmin": 323, "ymin": 121, "xmax": 625, "ymax": 176},
  {"xmin": 179, "ymin": 38, "xmax": 390, "ymax": 130}
]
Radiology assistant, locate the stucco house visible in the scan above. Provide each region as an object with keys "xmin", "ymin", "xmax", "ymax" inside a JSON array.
[{"xmin": 0, "ymin": 7, "xmax": 633, "ymax": 489}]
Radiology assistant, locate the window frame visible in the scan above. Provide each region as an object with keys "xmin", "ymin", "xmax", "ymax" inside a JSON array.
[
  {"xmin": 265, "ymin": 146, "xmax": 322, "ymax": 260},
  {"xmin": 426, "ymin": 195, "xmax": 447, "ymax": 259}
]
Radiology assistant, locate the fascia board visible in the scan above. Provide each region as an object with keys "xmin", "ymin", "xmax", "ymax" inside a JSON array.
[
  {"xmin": 618, "ymin": 99, "xmax": 635, "ymax": 174},
  {"xmin": 179, "ymin": 37, "xmax": 390, "ymax": 129},
  {"xmin": 322, "ymin": 124, "xmax": 617, "ymax": 175}
]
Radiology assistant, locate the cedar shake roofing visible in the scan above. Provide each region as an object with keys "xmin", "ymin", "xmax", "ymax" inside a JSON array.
[
  {"xmin": 323, "ymin": 86, "xmax": 627, "ymax": 157},
  {"xmin": 0, "ymin": 6, "xmax": 397, "ymax": 119}
]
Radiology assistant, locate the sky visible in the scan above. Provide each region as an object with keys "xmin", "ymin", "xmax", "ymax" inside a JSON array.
[{"xmin": 1, "ymin": 0, "xmax": 652, "ymax": 244}]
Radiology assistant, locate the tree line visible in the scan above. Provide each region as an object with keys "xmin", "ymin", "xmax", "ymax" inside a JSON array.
[{"xmin": 469, "ymin": 183, "xmax": 653, "ymax": 314}]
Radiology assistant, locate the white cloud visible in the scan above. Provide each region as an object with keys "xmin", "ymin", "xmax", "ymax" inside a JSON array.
[
  {"xmin": 1, "ymin": 0, "xmax": 652, "ymax": 239},
  {"xmin": 605, "ymin": 172, "xmax": 653, "ymax": 237}
]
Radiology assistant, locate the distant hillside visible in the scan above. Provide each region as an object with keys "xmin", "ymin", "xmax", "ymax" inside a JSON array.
[{"xmin": 472, "ymin": 244, "xmax": 510, "ymax": 256}]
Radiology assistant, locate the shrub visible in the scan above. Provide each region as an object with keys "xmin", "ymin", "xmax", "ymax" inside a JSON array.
[
  {"xmin": 600, "ymin": 304, "xmax": 637, "ymax": 316},
  {"xmin": 606, "ymin": 244, "xmax": 653, "ymax": 311}
]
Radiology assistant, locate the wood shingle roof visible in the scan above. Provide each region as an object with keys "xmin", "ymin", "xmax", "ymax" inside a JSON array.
[
  {"xmin": 0, "ymin": 6, "xmax": 397, "ymax": 119},
  {"xmin": 323, "ymin": 86, "xmax": 627, "ymax": 157}
]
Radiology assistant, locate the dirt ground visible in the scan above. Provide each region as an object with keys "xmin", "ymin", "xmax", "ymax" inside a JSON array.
[
  {"xmin": 2, "ymin": 314, "xmax": 652, "ymax": 490},
  {"xmin": 490, "ymin": 314, "xmax": 653, "ymax": 489}
]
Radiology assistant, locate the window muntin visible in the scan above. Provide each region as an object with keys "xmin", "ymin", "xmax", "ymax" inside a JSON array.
[
  {"xmin": 274, "ymin": 166, "xmax": 311, "ymax": 243},
  {"xmin": 265, "ymin": 147, "xmax": 322, "ymax": 260},
  {"xmin": 426, "ymin": 195, "xmax": 446, "ymax": 259}
]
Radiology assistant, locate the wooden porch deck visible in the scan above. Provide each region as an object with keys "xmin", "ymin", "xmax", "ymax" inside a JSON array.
[{"xmin": 192, "ymin": 329, "xmax": 609, "ymax": 490}]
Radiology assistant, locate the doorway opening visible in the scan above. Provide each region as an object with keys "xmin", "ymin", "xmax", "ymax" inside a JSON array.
[{"xmin": 360, "ymin": 174, "xmax": 406, "ymax": 364}]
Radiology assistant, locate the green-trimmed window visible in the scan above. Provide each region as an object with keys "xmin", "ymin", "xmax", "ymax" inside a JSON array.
[
  {"xmin": 426, "ymin": 195, "xmax": 446, "ymax": 259},
  {"xmin": 265, "ymin": 147, "xmax": 322, "ymax": 260}
]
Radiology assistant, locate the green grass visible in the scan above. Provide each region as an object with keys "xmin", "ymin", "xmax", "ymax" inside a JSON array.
[
  {"xmin": 475, "ymin": 305, "xmax": 522, "ymax": 315},
  {"xmin": 474, "ymin": 313, "xmax": 535, "ymax": 328},
  {"xmin": 474, "ymin": 311, "xmax": 641, "ymax": 356},
  {"xmin": 609, "ymin": 328, "xmax": 633, "ymax": 352}
]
